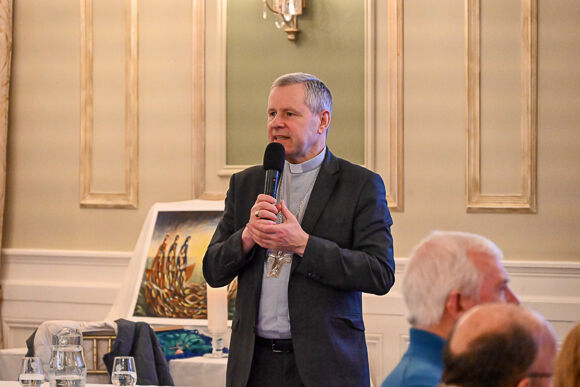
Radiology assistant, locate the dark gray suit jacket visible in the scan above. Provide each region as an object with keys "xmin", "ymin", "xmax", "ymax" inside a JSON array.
[{"xmin": 203, "ymin": 149, "xmax": 395, "ymax": 387}]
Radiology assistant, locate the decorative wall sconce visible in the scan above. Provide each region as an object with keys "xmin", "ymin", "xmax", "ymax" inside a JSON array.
[{"xmin": 262, "ymin": 0, "xmax": 306, "ymax": 41}]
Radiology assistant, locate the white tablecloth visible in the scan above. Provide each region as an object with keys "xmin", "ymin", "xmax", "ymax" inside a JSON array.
[
  {"xmin": 0, "ymin": 348, "xmax": 25, "ymax": 382},
  {"xmin": 169, "ymin": 356, "xmax": 227, "ymax": 387}
]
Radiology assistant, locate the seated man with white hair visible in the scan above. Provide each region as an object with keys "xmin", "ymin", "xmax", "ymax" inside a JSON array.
[
  {"xmin": 441, "ymin": 303, "xmax": 557, "ymax": 387},
  {"xmin": 381, "ymin": 231, "xmax": 519, "ymax": 387}
]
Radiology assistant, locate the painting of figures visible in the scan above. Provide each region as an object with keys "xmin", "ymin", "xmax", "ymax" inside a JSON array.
[{"xmin": 131, "ymin": 209, "xmax": 237, "ymax": 322}]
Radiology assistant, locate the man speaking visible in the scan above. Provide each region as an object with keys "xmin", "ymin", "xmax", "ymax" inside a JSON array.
[{"xmin": 203, "ymin": 72, "xmax": 395, "ymax": 387}]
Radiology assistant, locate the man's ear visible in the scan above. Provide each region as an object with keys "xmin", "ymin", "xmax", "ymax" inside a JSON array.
[
  {"xmin": 445, "ymin": 291, "xmax": 475, "ymax": 321},
  {"xmin": 445, "ymin": 291, "xmax": 463, "ymax": 321},
  {"xmin": 318, "ymin": 110, "xmax": 331, "ymax": 133}
]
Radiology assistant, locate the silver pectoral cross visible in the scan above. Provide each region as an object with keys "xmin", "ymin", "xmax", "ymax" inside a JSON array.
[{"xmin": 266, "ymin": 250, "xmax": 292, "ymax": 278}]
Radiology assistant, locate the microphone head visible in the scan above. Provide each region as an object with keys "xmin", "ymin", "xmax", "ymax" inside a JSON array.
[{"xmin": 263, "ymin": 142, "xmax": 285, "ymax": 172}]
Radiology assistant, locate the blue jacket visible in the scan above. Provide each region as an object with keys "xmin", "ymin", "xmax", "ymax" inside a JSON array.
[{"xmin": 382, "ymin": 328, "xmax": 446, "ymax": 387}]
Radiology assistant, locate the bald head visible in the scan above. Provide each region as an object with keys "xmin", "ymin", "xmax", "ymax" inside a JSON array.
[
  {"xmin": 443, "ymin": 303, "xmax": 557, "ymax": 387},
  {"xmin": 449, "ymin": 303, "xmax": 550, "ymax": 353}
]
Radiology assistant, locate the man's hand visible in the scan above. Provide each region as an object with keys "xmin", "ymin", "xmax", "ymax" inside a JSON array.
[
  {"xmin": 241, "ymin": 194, "xmax": 279, "ymax": 254},
  {"xmin": 244, "ymin": 200, "xmax": 309, "ymax": 257}
]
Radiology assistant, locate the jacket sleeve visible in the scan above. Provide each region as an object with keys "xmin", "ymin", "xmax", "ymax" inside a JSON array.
[
  {"xmin": 294, "ymin": 171, "xmax": 395, "ymax": 295},
  {"xmin": 202, "ymin": 173, "xmax": 257, "ymax": 288}
]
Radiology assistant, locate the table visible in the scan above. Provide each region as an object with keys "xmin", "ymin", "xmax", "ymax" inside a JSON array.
[
  {"xmin": 0, "ymin": 347, "xmax": 227, "ymax": 387},
  {"xmin": 169, "ymin": 356, "xmax": 227, "ymax": 387},
  {"xmin": 0, "ymin": 348, "xmax": 25, "ymax": 382}
]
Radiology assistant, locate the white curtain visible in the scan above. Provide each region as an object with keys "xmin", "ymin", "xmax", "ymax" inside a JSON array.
[{"xmin": 0, "ymin": 0, "xmax": 14, "ymax": 349}]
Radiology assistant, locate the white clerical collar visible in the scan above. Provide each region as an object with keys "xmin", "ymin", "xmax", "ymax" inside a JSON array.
[{"xmin": 286, "ymin": 147, "xmax": 326, "ymax": 174}]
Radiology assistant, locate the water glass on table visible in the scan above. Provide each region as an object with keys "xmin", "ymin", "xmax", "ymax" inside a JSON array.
[
  {"xmin": 111, "ymin": 356, "xmax": 137, "ymax": 386},
  {"xmin": 19, "ymin": 357, "xmax": 44, "ymax": 387}
]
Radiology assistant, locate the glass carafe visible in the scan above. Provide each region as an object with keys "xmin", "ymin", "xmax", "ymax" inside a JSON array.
[{"xmin": 47, "ymin": 328, "xmax": 87, "ymax": 387}]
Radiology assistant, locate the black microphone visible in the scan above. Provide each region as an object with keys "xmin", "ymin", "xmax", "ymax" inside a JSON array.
[{"xmin": 263, "ymin": 142, "xmax": 285, "ymax": 197}]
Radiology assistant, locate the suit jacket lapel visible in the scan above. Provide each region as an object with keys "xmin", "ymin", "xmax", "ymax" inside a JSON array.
[{"xmin": 291, "ymin": 149, "xmax": 339, "ymax": 273}]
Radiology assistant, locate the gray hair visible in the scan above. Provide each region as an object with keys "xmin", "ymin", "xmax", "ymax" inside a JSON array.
[
  {"xmin": 402, "ymin": 231, "xmax": 504, "ymax": 327},
  {"xmin": 271, "ymin": 72, "xmax": 333, "ymax": 115}
]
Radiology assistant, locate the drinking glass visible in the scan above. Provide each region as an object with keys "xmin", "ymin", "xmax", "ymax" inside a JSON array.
[
  {"xmin": 19, "ymin": 357, "xmax": 44, "ymax": 387},
  {"xmin": 203, "ymin": 330, "xmax": 228, "ymax": 358},
  {"xmin": 111, "ymin": 356, "xmax": 137, "ymax": 386}
]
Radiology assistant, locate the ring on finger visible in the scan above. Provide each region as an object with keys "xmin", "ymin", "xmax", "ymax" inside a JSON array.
[{"xmin": 254, "ymin": 210, "xmax": 259, "ymax": 218}]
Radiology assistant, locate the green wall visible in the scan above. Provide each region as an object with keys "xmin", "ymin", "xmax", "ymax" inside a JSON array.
[{"xmin": 226, "ymin": 0, "xmax": 365, "ymax": 165}]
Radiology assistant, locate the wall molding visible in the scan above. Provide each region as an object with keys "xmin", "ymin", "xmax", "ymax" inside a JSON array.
[
  {"xmin": 80, "ymin": 0, "xmax": 139, "ymax": 208},
  {"xmin": 1, "ymin": 318, "xmax": 44, "ymax": 348},
  {"xmin": 1, "ymin": 248, "xmax": 131, "ymax": 266},
  {"xmin": 2, "ymin": 250, "xmax": 577, "ymax": 310},
  {"xmin": 191, "ymin": 0, "xmax": 207, "ymax": 199},
  {"xmin": 201, "ymin": 0, "xmax": 405, "ymax": 209},
  {"xmin": 200, "ymin": 0, "xmax": 227, "ymax": 198},
  {"xmin": 0, "ymin": 249, "xmax": 131, "ymax": 349},
  {"xmin": 2, "ymin": 281, "xmax": 119, "ymax": 304},
  {"xmin": 502, "ymin": 259, "xmax": 580, "ymax": 277},
  {"xmin": 466, "ymin": 0, "xmax": 538, "ymax": 212},
  {"xmin": 365, "ymin": 333, "xmax": 384, "ymax": 387},
  {"xmin": 366, "ymin": 0, "xmax": 404, "ymax": 211}
]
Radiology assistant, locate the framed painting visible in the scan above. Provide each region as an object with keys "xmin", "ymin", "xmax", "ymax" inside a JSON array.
[{"xmin": 127, "ymin": 200, "xmax": 236, "ymax": 326}]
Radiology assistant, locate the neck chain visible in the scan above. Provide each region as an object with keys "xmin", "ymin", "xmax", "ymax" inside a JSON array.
[{"xmin": 266, "ymin": 168, "xmax": 319, "ymax": 278}]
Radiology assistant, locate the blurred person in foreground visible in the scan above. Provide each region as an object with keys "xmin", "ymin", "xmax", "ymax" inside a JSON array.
[
  {"xmin": 382, "ymin": 231, "xmax": 519, "ymax": 387},
  {"xmin": 440, "ymin": 303, "xmax": 557, "ymax": 387},
  {"xmin": 553, "ymin": 321, "xmax": 580, "ymax": 387},
  {"xmin": 203, "ymin": 72, "xmax": 395, "ymax": 387}
]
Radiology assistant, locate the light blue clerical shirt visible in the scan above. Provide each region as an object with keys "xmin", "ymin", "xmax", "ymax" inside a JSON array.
[{"xmin": 255, "ymin": 147, "xmax": 326, "ymax": 339}]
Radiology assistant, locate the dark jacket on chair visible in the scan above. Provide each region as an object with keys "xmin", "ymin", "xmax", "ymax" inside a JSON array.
[{"xmin": 104, "ymin": 319, "xmax": 174, "ymax": 386}]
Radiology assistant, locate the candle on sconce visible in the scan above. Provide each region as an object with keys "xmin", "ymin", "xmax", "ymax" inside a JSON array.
[{"xmin": 206, "ymin": 284, "xmax": 228, "ymax": 333}]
